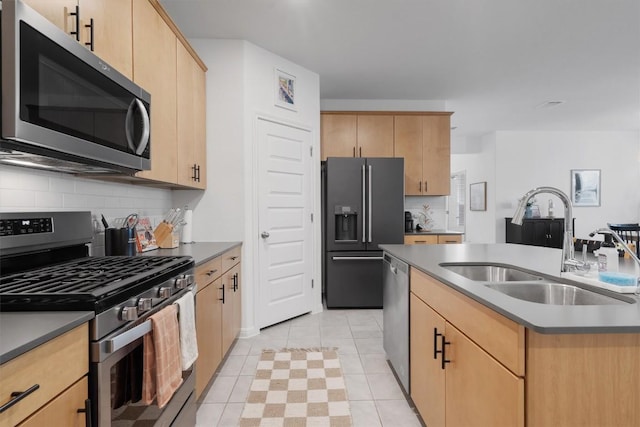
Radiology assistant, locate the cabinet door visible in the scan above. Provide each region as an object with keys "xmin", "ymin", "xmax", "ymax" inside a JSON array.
[
  {"xmin": 177, "ymin": 41, "xmax": 207, "ymax": 189},
  {"xmin": 410, "ymin": 293, "xmax": 445, "ymax": 427},
  {"xmin": 445, "ymin": 324, "xmax": 524, "ymax": 427},
  {"xmin": 195, "ymin": 278, "xmax": 222, "ymax": 399},
  {"xmin": 437, "ymin": 235, "xmax": 462, "ymax": 244},
  {"xmin": 357, "ymin": 115, "xmax": 394, "ymax": 158},
  {"xmin": 79, "ymin": 0, "xmax": 133, "ymax": 79},
  {"xmin": 221, "ymin": 268, "xmax": 236, "ymax": 355},
  {"xmin": 394, "ymin": 115, "xmax": 423, "ymax": 195},
  {"xmin": 422, "ymin": 115, "xmax": 451, "ymax": 195},
  {"xmin": 18, "ymin": 377, "xmax": 88, "ymax": 427},
  {"xmin": 546, "ymin": 219, "xmax": 564, "ymax": 248},
  {"xmin": 133, "ymin": 0, "xmax": 177, "ymax": 184},
  {"xmin": 230, "ymin": 264, "xmax": 242, "ymax": 341},
  {"xmin": 22, "ymin": 0, "xmax": 77, "ymax": 34},
  {"xmin": 404, "ymin": 235, "xmax": 438, "ymax": 245},
  {"xmin": 321, "ymin": 114, "xmax": 357, "ymax": 159}
]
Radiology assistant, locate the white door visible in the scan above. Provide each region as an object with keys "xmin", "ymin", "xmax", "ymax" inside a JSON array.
[{"xmin": 257, "ymin": 118, "xmax": 314, "ymax": 329}]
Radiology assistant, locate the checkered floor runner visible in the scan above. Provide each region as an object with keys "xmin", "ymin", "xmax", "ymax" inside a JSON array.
[{"xmin": 239, "ymin": 348, "xmax": 352, "ymax": 427}]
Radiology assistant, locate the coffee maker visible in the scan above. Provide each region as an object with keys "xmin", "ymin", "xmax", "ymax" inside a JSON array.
[{"xmin": 404, "ymin": 211, "xmax": 414, "ymax": 232}]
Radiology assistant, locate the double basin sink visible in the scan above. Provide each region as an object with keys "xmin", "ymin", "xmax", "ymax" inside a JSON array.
[{"xmin": 440, "ymin": 263, "xmax": 635, "ymax": 306}]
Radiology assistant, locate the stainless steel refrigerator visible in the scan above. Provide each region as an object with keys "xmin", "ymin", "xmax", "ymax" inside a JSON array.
[{"xmin": 323, "ymin": 157, "xmax": 404, "ymax": 308}]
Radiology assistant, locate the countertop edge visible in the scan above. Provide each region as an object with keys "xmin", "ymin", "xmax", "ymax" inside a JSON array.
[{"xmin": 0, "ymin": 311, "xmax": 94, "ymax": 365}]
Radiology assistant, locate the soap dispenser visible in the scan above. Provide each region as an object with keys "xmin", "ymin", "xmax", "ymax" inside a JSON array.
[{"xmin": 596, "ymin": 235, "xmax": 619, "ymax": 272}]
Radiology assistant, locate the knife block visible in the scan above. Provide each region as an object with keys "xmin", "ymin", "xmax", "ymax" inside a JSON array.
[{"xmin": 154, "ymin": 222, "xmax": 179, "ymax": 249}]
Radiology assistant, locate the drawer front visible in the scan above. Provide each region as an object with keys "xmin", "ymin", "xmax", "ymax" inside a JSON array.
[
  {"xmin": 437, "ymin": 235, "xmax": 462, "ymax": 244},
  {"xmin": 221, "ymin": 246, "xmax": 241, "ymax": 273},
  {"xmin": 0, "ymin": 324, "xmax": 88, "ymax": 427},
  {"xmin": 404, "ymin": 235, "xmax": 438, "ymax": 245},
  {"xmin": 18, "ymin": 377, "xmax": 88, "ymax": 427},
  {"xmin": 196, "ymin": 256, "xmax": 223, "ymax": 290},
  {"xmin": 410, "ymin": 268, "xmax": 525, "ymax": 376}
]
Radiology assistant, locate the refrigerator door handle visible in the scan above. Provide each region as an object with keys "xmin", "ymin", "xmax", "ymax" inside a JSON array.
[
  {"xmin": 368, "ymin": 164, "xmax": 373, "ymax": 243},
  {"xmin": 331, "ymin": 256, "xmax": 384, "ymax": 261},
  {"xmin": 362, "ymin": 164, "xmax": 366, "ymax": 243}
]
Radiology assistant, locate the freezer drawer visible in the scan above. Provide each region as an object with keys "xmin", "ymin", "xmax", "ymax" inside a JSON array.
[{"xmin": 325, "ymin": 251, "xmax": 383, "ymax": 308}]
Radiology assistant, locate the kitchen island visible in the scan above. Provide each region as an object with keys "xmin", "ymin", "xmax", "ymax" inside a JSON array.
[{"xmin": 380, "ymin": 243, "xmax": 640, "ymax": 427}]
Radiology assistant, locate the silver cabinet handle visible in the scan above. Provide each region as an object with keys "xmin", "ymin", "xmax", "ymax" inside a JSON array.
[
  {"xmin": 362, "ymin": 164, "xmax": 366, "ymax": 243},
  {"xmin": 368, "ymin": 164, "xmax": 372, "ymax": 243},
  {"xmin": 332, "ymin": 256, "xmax": 384, "ymax": 261},
  {"xmin": 261, "ymin": 231, "xmax": 270, "ymax": 238}
]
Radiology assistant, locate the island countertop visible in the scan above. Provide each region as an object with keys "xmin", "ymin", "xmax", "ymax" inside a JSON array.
[{"xmin": 380, "ymin": 243, "xmax": 640, "ymax": 334}]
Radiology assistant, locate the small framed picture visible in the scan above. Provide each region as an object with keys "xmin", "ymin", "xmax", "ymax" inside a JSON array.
[
  {"xmin": 274, "ymin": 68, "xmax": 296, "ymax": 111},
  {"xmin": 571, "ymin": 169, "xmax": 601, "ymax": 207},
  {"xmin": 469, "ymin": 182, "xmax": 487, "ymax": 211}
]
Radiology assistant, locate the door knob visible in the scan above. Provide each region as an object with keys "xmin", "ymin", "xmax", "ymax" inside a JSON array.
[{"xmin": 261, "ymin": 231, "xmax": 270, "ymax": 238}]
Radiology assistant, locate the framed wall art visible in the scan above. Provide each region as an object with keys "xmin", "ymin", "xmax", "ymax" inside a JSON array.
[
  {"xmin": 571, "ymin": 169, "xmax": 600, "ymax": 207},
  {"xmin": 274, "ymin": 68, "xmax": 296, "ymax": 111},
  {"xmin": 469, "ymin": 181, "xmax": 487, "ymax": 211}
]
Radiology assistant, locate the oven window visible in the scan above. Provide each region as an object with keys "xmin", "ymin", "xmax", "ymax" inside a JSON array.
[{"xmin": 19, "ymin": 21, "xmax": 150, "ymax": 159}]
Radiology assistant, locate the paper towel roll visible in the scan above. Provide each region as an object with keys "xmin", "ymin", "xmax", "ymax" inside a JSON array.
[{"xmin": 181, "ymin": 209, "xmax": 193, "ymax": 243}]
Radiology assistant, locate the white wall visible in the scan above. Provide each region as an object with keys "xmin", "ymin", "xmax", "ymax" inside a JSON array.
[
  {"xmin": 175, "ymin": 39, "xmax": 321, "ymax": 338},
  {"xmin": 452, "ymin": 130, "xmax": 640, "ymax": 244},
  {"xmin": 0, "ymin": 164, "xmax": 173, "ymax": 253},
  {"xmin": 450, "ymin": 133, "xmax": 497, "ymax": 243}
]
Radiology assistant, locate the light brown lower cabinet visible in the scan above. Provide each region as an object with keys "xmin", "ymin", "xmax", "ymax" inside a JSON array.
[
  {"xmin": 0, "ymin": 324, "xmax": 88, "ymax": 427},
  {"xmin": 410, "ymin": 267, "xmax": 640, "ymax": 427},
  {"xmin": 404, "ymin": 234, "xmax": 462, "ymax": 245},
  {"xmin": 194, "ymin": 246, "xmax": 242, "ymax": 400}
]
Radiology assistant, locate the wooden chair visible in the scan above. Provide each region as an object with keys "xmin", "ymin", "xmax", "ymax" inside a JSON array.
[{"xmin": 607, "ymin": 223, "xmax": 640, "ymax": 258}]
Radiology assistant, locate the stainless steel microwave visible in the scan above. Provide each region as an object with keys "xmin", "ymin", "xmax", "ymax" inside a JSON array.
[{"xmin": 0, "ymin": 0, "xmax": 151, "ymax": 174}]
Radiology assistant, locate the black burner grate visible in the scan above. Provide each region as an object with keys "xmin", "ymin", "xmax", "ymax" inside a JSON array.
[{"xmin": 0, "ymin": 256, "xmax": 194, "ymax": 311}]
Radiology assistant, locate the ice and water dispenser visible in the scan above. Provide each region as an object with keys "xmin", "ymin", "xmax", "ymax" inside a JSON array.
[{"xmin": 334, "ymin": 206, "xmax": 357, "ymax": 242}]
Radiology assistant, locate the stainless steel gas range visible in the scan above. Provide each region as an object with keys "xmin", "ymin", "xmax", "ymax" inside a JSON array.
[{"xmin": 0, "ymin": 211, "xmax": 196, "ymax": 427}]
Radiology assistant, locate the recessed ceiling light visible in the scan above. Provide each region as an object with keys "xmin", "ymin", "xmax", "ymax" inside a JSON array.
[{"xmin": 536, "ymin": 100, "xmax": 565, "ymax": 109}]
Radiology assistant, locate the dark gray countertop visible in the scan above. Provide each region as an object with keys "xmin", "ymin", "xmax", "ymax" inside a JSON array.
[
  {"xmin": 0, "ymin": 311, "xmax": 94, "ymax": 364},
  {"xmin": 380, "ymin": 243, "xmax": 640, "ymax": 334},
  {"xmin": 0, "ymin": 242, "xmax": 241, "ymax": 365},
  {"xmin": 139, "ymin": 241, "xmax": 242, "ymax": 265}
]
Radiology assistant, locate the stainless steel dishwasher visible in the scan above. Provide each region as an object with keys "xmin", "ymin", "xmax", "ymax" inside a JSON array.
[{"xmin": 382, "ymin": 252, "xmax": 409, "ymax": 393}]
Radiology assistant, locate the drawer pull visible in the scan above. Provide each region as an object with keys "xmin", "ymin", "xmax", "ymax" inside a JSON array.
[
  {"xmin": 441, "ymin": 335, "xmax": 451, "ymax": 370},
  {"xmin": 230, "ymin": 256, "xmax": 238, "ymax": 261},
  {"xmin": 206, "ymin": 269, "xmax": 218, "ymax": 276},
  {"xmin": 77, "ymin": 398, "xmax": 93, "ymax": 427},
  {"xmin": 0, "ymin": 384, "xmax": 40, "ymax": 413}
]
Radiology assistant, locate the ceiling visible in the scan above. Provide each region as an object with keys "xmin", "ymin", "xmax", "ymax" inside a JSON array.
[{"xmin": 160, "ymin": 0, "xmax": 640, "ymax": 141}]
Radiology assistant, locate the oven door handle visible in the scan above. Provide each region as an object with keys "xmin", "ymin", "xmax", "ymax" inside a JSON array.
[{"xmin": 105, "ymin": 320, "xmax": 152, "ymax": 353}]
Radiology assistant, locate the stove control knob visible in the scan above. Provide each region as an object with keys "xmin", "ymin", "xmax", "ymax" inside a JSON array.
[
  {"xmin": 158, "ymin": 287, "xmax": 172, "ymax": 298},
  {"xmin": 137, "ymin": 298, "xmax": 153, "ymax": 312},
  {"xmin": 175, "ymin": 274, "xmax": 194, "ymax": 289},
  {"xmin": 120, "ymin": 306, "xmax": 138, "ymax": 321}
]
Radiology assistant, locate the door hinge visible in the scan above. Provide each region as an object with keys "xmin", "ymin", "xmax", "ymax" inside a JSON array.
[
  {"xmin": 311, "ymin": 279, "xmax": 314, "ymax": 288},
  {"xmin": 310, "ymin": 146, "xmax": 313, "ymax": 157},
  {"xmin": 311, "ymin": 213, "xmax": 314, "ymax": 222}
]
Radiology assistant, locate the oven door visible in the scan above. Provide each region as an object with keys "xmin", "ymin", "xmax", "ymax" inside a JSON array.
[
  {"xmin": 1, "ymin": 0, "xmax": 151, "ymax": 173},
  {"xmin": 92, "ymin": 319, "xmax": 195, "ymax": 427}
]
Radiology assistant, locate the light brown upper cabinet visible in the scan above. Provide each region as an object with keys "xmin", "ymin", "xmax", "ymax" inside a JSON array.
[
  {"xmin": 23, "ymin": 0, "xmax": 133, "ymax": 79},
  {"xmin": 394, "ymin": 113, "xmax": 452, "ymax": 196},
  {"xmin": 320, "ymin": 113, "xmax": 394, "ymax": 159},
  {"xmin": 132, "ymin": 0, "xmax": 178, "ymax": 185},
  {"xmin": 177, "ymin": 41, "xmax": 207, "ymax": 189}
]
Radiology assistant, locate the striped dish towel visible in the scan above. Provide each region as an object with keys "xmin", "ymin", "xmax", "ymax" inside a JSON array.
[{"xmin": 142, "ymin": 304, "xmax": 183, "ymax": 408}]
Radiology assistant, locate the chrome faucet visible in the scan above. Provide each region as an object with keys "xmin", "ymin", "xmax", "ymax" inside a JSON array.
[
  {"xmin": 512, "ymin": 186, "xmax": 588, "ymax": 273},
  {"xmin": 589, "ymin": 228, "xmax": 640, "ymax": 295}
]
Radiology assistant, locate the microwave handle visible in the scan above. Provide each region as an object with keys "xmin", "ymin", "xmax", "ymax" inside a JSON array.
[{"xmin": 125, "ymin": 98, "xmax": 150, "ymax": 155}]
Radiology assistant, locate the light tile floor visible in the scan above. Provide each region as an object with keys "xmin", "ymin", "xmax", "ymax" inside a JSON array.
[{"xmin": 196, "ymin": 309, "xmax": 423, "ymax": 427}]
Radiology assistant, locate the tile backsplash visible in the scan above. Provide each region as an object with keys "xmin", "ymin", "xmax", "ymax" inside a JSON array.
[
  {"xmin": 404, "ymin": 196, "xmax": 448, "ymax": 230},
  {"xmin": 0, "ymin": 165, "xmax": 174, "ymax": 254}
]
